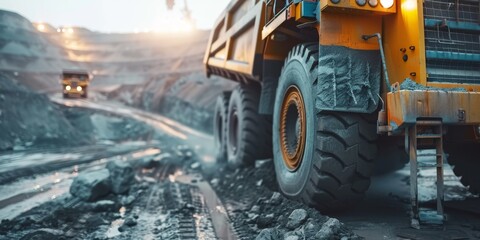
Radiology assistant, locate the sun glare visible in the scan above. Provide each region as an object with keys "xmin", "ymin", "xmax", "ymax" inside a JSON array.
[
  {"xmin": 36, "ymin": 23, "xmax": 45, "ymax": 32},
  {"xmin": 151, "ymin": 11, "xmax": 195, "ymax": 33}
]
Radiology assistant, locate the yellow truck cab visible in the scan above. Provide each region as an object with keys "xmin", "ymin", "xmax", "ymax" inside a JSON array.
[{"xmin": 62, "ymin": 70, "xmax": 90, "ymax": 98}]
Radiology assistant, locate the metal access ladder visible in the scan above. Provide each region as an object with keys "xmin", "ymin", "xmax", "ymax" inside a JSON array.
[{"xmin": 406, "ymin": 120, "xmax": 445, "ymax": 229}]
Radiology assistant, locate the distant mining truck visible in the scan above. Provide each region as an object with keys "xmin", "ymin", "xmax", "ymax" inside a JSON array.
[
  {"xmin": 205, "ymin": 0, "xmax": 480, "ymax": 227},
  {"xmin": 62, "ymin": 70, "xmax": 90, "ymax": 98}
]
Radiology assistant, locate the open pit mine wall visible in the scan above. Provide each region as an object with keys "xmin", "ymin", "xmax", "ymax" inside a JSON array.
[{"xmin": 0, "ymin": 9, "xmax": 236, "ymax": 132}]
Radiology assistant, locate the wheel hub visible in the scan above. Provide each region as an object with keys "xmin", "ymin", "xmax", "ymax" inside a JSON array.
[{"xmin": 280, "ymin": 86, "xmax": 306, "ymax": 171}]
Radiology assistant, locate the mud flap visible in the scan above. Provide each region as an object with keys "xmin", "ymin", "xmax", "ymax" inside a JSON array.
[{"xmin": 315, "ymin": 45, "xmax": 381, "ymax": 113}]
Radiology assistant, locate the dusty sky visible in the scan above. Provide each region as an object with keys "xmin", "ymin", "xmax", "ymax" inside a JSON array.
[{"xmin": 0, "ymin": 0, "xmax": 230, "ymax": 32}]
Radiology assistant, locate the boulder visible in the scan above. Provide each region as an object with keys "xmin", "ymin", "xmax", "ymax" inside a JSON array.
[
  {"xmin": 286, "ymin": 209, "xmax": 308, "ymax": 230},
  {"xmin": 255, "ymin": 228, "xmax": 283, "ymax": 240},
  {"xmin": 284, "ymin": 234, "xmax": 300, "ymax": 240},
  {"xmin": 269, "ymin": 192, "xmax": 282, "ymax": 206},
  {"xmin": 315, "ymin": 218, "xmax": 342, "ymax": 240},
  {"xmin": 210, "ymin": 178, "xmax": 220, "ymax": 187},
  {"xmin": 303, "ymin": 219, "xmax": 321, "ymax": 239},
  {"xmin": 124, "ymin": 217, "xmax": 137, "ymax": 227},
  {"xmin": 190, "ymin": 162, "xmax": 201, "ymax": 169},
  {"xmin": 121, "ymin": 195, "xmax": 136, "ymax": 206},
  {"xmin": 257, "ymin": 213, "xmax": 275, "ymax": 228},
  {"xmin": 70, "ymin": 169, "xmax": 111, "ymax": 201},
  {"xmin": 107, "ymin": 160, "xmax": 134, "ymax": 194}
]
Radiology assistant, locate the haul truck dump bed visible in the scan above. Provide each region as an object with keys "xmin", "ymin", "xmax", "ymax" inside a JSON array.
[
  {"xmin": 205, "ymin": 0, "xmax": 480, "ymax": 228},
  {"xmin": 204, "ymin": 0, "xmax": 265, "ymax": 82}
]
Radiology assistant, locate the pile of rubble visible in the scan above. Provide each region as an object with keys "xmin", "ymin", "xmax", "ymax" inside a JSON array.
[{"xmin": 209, "ymin": 160, "xmax": 361, "ymax": 240}]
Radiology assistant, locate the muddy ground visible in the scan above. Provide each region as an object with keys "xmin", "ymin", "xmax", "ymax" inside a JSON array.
[
  {"xmin": 2, "ymin": 93, "xmax": 480, "ymax": 240},
  {"xmin": 0, "ymin": 146, "xmax": 359, "ymax": 240}
]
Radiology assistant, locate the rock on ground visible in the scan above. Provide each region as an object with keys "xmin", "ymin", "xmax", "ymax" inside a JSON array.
[
  {"xmin": 107, "ymin": 160, "xmax": 134, "ymax": 194},
  {"xmin": 315, "ymin": 218, "xmax": 342, "ymax": 240},
  {"xmin": 19, "ymin": 228, "xmax": 64, "ymax": 239},
  {"xmin": 286, "ymin": 209, "xmax": 308, "ymax": 230},
  {"xmin": 70, "ymin": 169, "xmax": 111, "ymax": 202},
  {"xmin": 92, "ymin": 200, "xmax": 116, "ymax": 212},
  {"xmin": 257, "ymin": 213, "xmax": 275, "ymax": 229},
  {"xmin": 255, "ymin": 228, "xmax": 284, "ymax": 240},
  {"xmin": 269, "ymin": 192, "xmax": 282, "ymax": 206}
]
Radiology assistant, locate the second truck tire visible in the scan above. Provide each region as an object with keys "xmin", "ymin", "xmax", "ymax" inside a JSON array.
[
  {"xmin": 213, "ymin": 92, "xmax": 231, "ymax": 162},
  {"xmin": 273, "ymin": 43, "xmax": 377, "ymax": 211},
  {"xmin": 226, "ymin": 84, "xmax": 272, "ymax": 168}
]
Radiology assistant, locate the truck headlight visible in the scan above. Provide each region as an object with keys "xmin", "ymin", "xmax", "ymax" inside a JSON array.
[
  {"xmin": 66, "ymin": 85, "xmax": 71, "ymax": 91},
  {"xmin": 369, "ymin": 0, "xmax": 378, "ymax": 7},
  {"xmin": 380, "ymin": 0, "xmax": 394, "ymax": 8},
  {"xmin": 77, "ymin": 86, "xmax": 82, "ymax": 91}
]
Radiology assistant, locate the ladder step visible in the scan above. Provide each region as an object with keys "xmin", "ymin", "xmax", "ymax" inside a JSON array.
[
  {"xmin": 417, "ymin": 153, "xmax": 442, "ymax": 157},
  {"xmin": 419, "ymin": 208, "xmax": 445, "ymax": 225},
  {"xmin": 418, "ymin": 162, "xmax": 443, "ymax": 168},
  {"xmin": 416, "ymin": 134, "xmax": 442, "ymax": 139},
  {"xmin": 416, "ymin": 120, "xmax": 442, "ymax": 126}
]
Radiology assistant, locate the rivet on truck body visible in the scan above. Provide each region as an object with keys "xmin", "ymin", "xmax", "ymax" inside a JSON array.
[{"xmin": 458, "ymin": 109, "xmax": 466, "ymax": 122}]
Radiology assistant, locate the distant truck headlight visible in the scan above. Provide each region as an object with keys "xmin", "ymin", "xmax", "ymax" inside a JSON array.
[
  {"xmin": 66, "ymin": 85, "xmax": 71, "ymax": 91},
  {"xmin": 77, "ymin": 86, "xmax": 82, "ymax": 91},
  {"xmin": 368, "ymin": 0, "xmax": 378, "ymax": 7},
  {"xmin": 380, "ymin": 0, "xmax": 394, "ymax": 8}
]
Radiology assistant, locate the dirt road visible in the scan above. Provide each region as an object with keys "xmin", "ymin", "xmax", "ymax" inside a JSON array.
[{"xmin": 1, "ymin": 96, "xmax": 480, "ymax": 239}]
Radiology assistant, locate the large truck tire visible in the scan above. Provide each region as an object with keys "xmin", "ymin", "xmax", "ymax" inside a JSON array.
[
  {"xmin": 447, "ymin": 143, "xmax": 480, "ymax": 194},
  {"xmin": 226, "ymin": 84, "xmax": 272, "ymax": 168},
  {"xmin": 273, "ymin": 43, "xmax": 377, "ymax": 212},
  {"xmin": 213, "ymin": 92, "xmax": 231, "ymax": 162}
]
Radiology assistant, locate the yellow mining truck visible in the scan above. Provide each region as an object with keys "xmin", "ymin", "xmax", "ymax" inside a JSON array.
[
  {"xmin": 205, "ymin": 0, "xmax": 480, "ymax": 226},
  {"xmin": 61, "ymin": 70, "xmax": 90, "ymax": 98}
]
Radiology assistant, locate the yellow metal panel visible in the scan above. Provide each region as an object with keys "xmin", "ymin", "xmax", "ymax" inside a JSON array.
[
  {"xmin": 225, "ymin": 61, "xmax": 250, "ymax": 73},
  {"xmin": 205, "ymin": 1, "xmax": 264, "ymax": 78},
  {"xmin": 262, "ymin": 4, "xmax": 295, "ymax": 40},
  {"xmin": 383, "ymin": 0, "xmax": 427, "ymax": 86},
  {"xmin": 230, "ymin": 26, "xmax": 255, "ymax": 62},
  {"xmin": 387, "ymin": 90, "xmax": 480, "ymax": 129},
  {"xmin": 319, "ymin": 13, "xmax": 382, "ymax": 50},
  {"xmin": 207, "ymin": 58, "xmax": 225, "ymax": 69}
]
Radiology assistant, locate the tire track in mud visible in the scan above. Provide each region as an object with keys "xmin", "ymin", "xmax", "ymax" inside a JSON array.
[{"xmin": 137, "ymin": 162, "xmax": 236, "ymax": 240}]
